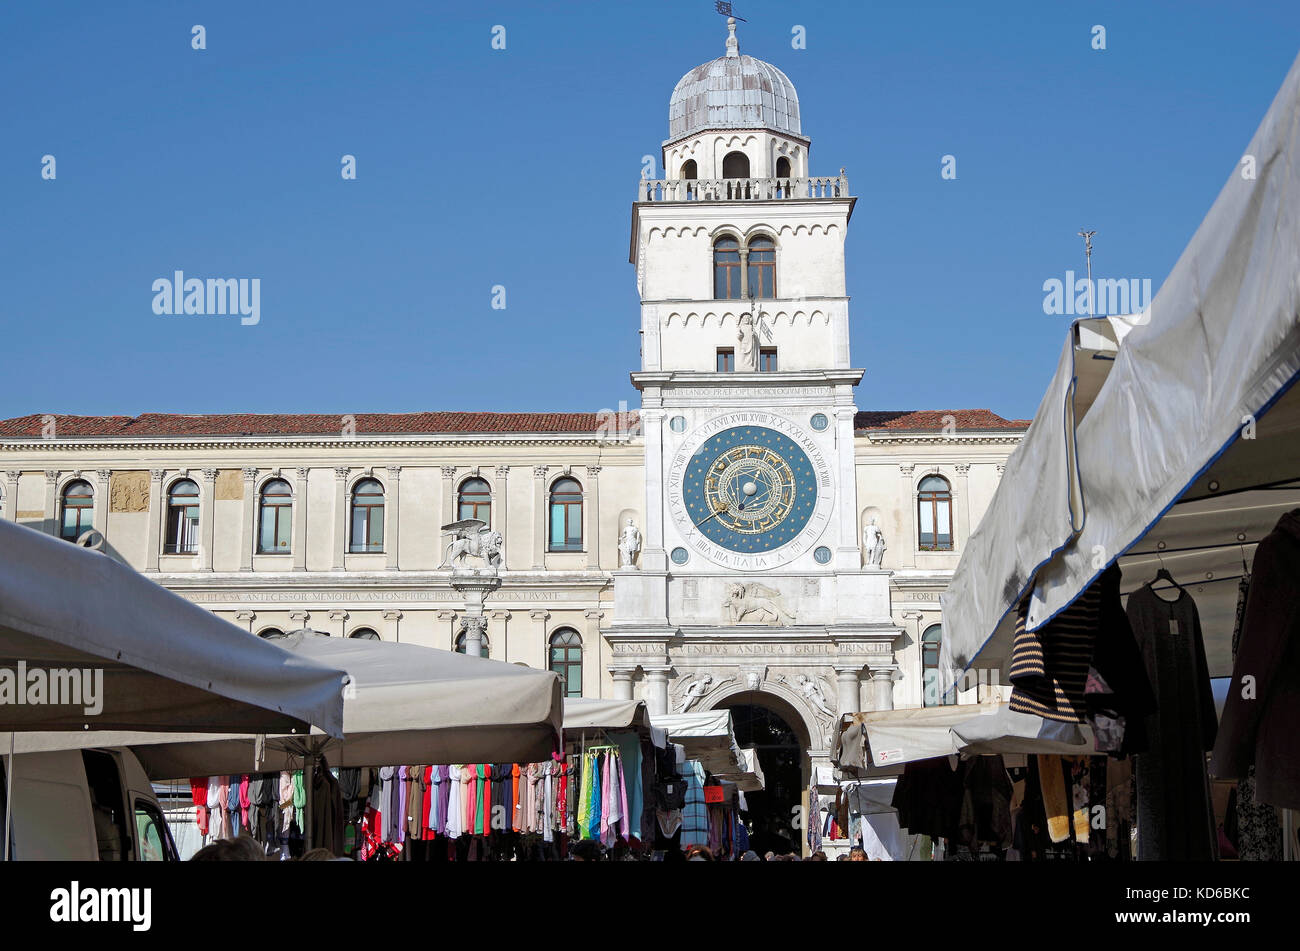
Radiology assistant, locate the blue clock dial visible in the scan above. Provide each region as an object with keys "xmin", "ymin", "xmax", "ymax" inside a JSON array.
[{"xmin": 682, "ymin": 426, "xmax": 818, "ymax": 553}]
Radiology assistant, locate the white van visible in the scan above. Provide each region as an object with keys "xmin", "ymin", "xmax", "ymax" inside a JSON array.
[{"xmin": 2, "ymin": 747, "xmax": 178, "ymax": 861}]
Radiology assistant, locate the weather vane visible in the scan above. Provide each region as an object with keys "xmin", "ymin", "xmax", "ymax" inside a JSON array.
[
  {"xmin": 1078, "ymin": 229, "xmax": 1097, "ymax": 317},
  {"xmin": 715, "ymin": 2, "xmax": 747, "ymax": 22}
]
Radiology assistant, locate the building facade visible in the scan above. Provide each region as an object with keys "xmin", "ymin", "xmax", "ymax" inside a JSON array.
[{"xmin": 0, "ymin": 19, "xmax": 1025, "ymax": 833}]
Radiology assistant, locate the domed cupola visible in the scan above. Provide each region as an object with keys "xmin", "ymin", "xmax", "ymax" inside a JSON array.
[{"xmin": 667, "ymin": 17, "xmax": 801, "ymax": 142}]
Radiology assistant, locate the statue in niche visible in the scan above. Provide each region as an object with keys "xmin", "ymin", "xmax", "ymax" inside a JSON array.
[
  {"xmin": 863, "ymin": 515, "xmax": 887, "ymax": 567},
  {"xmin": 736, "ymin": 313, "xmax": 759, "ymax": 371},
  {"xmin": 618, "ymin": 518, "xmax": 641, "ymax": 568}
]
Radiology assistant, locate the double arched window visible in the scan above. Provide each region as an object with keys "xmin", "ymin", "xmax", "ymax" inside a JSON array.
[
  {"xmin": 921, "ymin": 624, "xmax": 951, "ymax": 707},
  {"xmin": 549, "ymin": 628, "xmax": 582, "ymax": 698},
  {"xmin": 917, "ymin": 475, "xmax": 953, "ymax": 551},
  {"xmin": 349, "ymin": 478, "xmax": 385, "ymax": 552},
  {"xmin": 457, "ymin": 477, "xmax": 492, "ymax": 524},
  {"xmin": 258, "ymin": 479, "xmax": 293, "ymax": 553},
  {"xmin": 548, "ymin": 477, "xmax": 583, "ymax": 552},
  {"xmin": 713, "ymin": 234, "xmax": 776, "ymax": 300},
  {"xmin": 60, "ymin": 480, "xmax": 94, "ymax": 541},
  {"xmin": 165, "ymin": 479, "xmax": 200, "ymax": 553}
]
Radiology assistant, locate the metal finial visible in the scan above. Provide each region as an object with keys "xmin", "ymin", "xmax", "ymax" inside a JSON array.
[
  {"xmin": 1078, "ymin": 229, "xmax": 1097, "ymax": 317},
  {"xmin": 725, "ymin": 16, "xmax": 739, "ymax": 57}
]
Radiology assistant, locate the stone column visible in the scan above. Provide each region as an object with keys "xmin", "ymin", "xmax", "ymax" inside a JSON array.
[
  {"xmin": 643, "ymin": 666, "xmax": 671, "ymax": 716},
  {"xmin": 451, "ymin": 574, "xmax": 501, "ymax": 660},
  {"xmin": 198, "ymin": 468, "xmax": 217, "ymax": 570},
  {"xmin": 870, "ymin": 666, "xmax": 896, "ymax": 711},
  {"xmin": 239, "ymin": 468, "xmax": 257, "ymax": 571},
  {"xmin": 2, "ymin": 470, "xmax": 18, "ymax": 521},
  {"xmin": 532, "ymin": 466, "xmax": 549, "ymax": 568},
  {"xmin": 585, "ymin": 465, "xmax": 601, "ymax": 567},
  {"xmin": 385, "ymin": 466, "xmax": 402, "ymax": 570},
  {"xmin": 493, "ymin": 466, "xmax": 509, "ymax": 569},
  {"xmin": 293, "ymin": 468, "xmax": 310, "ymax": 571},
  {"xmin": 582, "ymin": 608, "xmax": 604, "ymax": 698},
  {"xmin": 490, "ymin": 609, "xmax": 512, "ymax": 661},
  {"xmin": 440, "ymin": 466, "xmax": 457, "ymax": 528},
  {"xmin": 639, "ymin": 407, "xmax": 667, "ymax": 572},
  {"xmin": 42, "ymin": 470, "xmax": 59, "ymax": 536},
  {"xmin": 93, "ymin": 469, "xmax": 112, "ymax": 541},
  {"xmin": 329, "ymin": 609, "xmax": 349, "ymax": 637},
  {"xmin": 236, "ymin": 611, "xmax": 256, "ymax": 633},
  {"xmin": 383, "ymin": 610, "xmax": 403, "ymax": 643},
  {"xmin": 332, "ymin": 467, "xmax": 348, "ymax": 571},
  {"xmin": 955, "ymin": 463, "xmax": 972, "ymax": 551},
  {"xmin": 899, "ymin": 464, "xmax": 916, "ymax": 568},
  {"xmin": 530, "ymin": 609, "xmax": 550, "ymax": 667},
  {"xmin": 834, "ymin": 408, "xmax": 859, "ymax": 568},
  {"xmin": 436, "ymin": 610, "xmax": 458, "ymax": 650},
  {"xmin": 833, "ymin": 665, "xmax": 864, "ymax": 716},
  {"xmin": 144, "ymin": 470, "xmax": 165, "ymax": 571},
  {"xmin": 289, "ymin": 611, "xmax": 310, "ymax": 631},
  {"xmin": 610, "ymin": 668, "xmax": 635, "ymax": 701}
]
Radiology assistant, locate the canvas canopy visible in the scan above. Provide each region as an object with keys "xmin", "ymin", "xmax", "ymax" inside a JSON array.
[
  {"xmin": 0, "ymin": 520, "xmax": 346, "ymax": 735},
  {"xmin": 835, "ymin": 702, "xmax": 1096, "ymax": 769},
  {"xmin": 562, "ymin": 697, "xmax": 666, "ymax": 747},
  {"xmin": 652, "ymin": 710, "xmax": 764, "ymax": 789},
  {"xmin": 2, "ymin": 632, "xmax": 563, "ymax": 778},
  {"xmin": 941, "ymin": 51, "xmax": 1300, "ymax": 685}
]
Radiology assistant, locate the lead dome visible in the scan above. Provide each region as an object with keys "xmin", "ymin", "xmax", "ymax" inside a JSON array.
[{"xmin": 666, "ymin": 17, "xmax": 801, "ymax": 142}]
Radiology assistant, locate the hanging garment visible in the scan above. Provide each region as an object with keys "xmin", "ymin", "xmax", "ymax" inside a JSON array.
[
  {"xmin": 406, "ymin": 767, "xmax": 425, "ymax": 842},
  {"xmin": 1067, "ymin": 756, "xmax": 1090, "ymax": 845},
  {"xmin": 1128, "ymin": 583, "xmax": 1218, "ymax": 860},
  {"xmin": 1036, "ymin": 755, "xmax": 1071, "ymax": 844},
  {"xmin": 892, "ymin": 757, "xmax": 964, "ymax": 840},
  {"xmin": 292, "ymin": 770, "xmax": 306, "ymax": 833},
  {"xmin": 239, "ymin": 775, "xmax": 251, "ymax": 831},
  {"xmin": 1008, "ymin": 580, "xmax": 1101, "ymax": 723},
  {"xmin": 444, "ymin": 766, "xmax": 463, "ymax": 839},
  {"xmin": 1085, "ymin": 565, "xmax": 1157, "ymax": 753},
  {"xmin": 956, "ymin": 755, "xmax": 1014, "ymax": 848},
  {"xmin": 278, "ymin": 771, "xmax": 294, "ymax": 835},
  {"xmin": 1212, "ymin": 509, "xmax": 1300, "ymax": 810},
  {"xmin": 377, "ymin": 767, "xmax": 396, "ymax": 842},
  {"xmin": 616, "ymin": 753, "xmax": 630, "ymax": 845},
  {"xmin": 511, "ymin": 764, "xmax": 522, "ymax": 832},
  {"xmin": 310, "ymin": 758, "xmax": 344, "ymax": 855},
  {"xmin": 680, "ymin": 760, "xmax": 709, "ymax": 848},
  {"xmin": 1104, "ymin": 756, "xmax": 1133, "ymax": 860},
  {"xmin": 542, "ymin": 762, "xmax": 555, "ymax": 844}
]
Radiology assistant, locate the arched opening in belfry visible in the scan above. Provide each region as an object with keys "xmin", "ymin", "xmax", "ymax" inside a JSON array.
[
  {"xmin": 722, "ymin": 150, "xmax": 750, "ymax": 179},
  {"xmin": 712, "ymin": 691, "xmax": 809, "ymax": 857},
  {"xmin": 679, "ymin": 159, "xmax": 698, "ymax": 180}
]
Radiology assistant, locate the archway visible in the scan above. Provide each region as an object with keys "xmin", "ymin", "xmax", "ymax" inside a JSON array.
[{"xmin": 712, "ymin": 690, "xmax": 809, "ymax": 857}]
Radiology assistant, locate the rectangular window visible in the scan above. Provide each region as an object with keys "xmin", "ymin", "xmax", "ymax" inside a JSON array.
[
  {"xmin": 549, "ymin": 502, "xmax": 582, "ymax": 551},
  {"xmin": 350, "ymin": 506, "xmax": 384, "ymax": 552},
  {"xmin": 716, "ymin": 348, "xmax": 735, "ymax": 372},
  {"xmin": 759, "ymin": 348, "xmax": 778, "ymax": 372}
]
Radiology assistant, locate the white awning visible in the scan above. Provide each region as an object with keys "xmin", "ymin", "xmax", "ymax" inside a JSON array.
[
  {"xmin": 942, "ymin": 51, "xmax": 1300, "ymax": 683},
  {"xmin": 0, "ymin": 520, "xmax": 347, "ymax": 736},
  {"xmin": 3, "ymin": 632, "xmax": 563, "ymax": 778},
  {"xmin": 563, "ymin": 697, "xmax": 665, "ymax": 747},
  {"xmin": 652, "ymin": 710, "xmax": 763, "ymax": 788}
]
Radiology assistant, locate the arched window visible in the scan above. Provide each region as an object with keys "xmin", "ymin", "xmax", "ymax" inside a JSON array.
[
  {"xmin": 775, "ymin": 156, "xmax": 792, "ymax": 179},
  {"xmin": 722, "ymin": 151, "xmax": 750, "ymax": 179},
  {"xmin": 713, "ymin": 236, "xmax": 742, "ymax": 300},
  {"xmin": 60, "ymin": 480, "xmax": 94, "ymax": 541},
  {"xmin": 164, "ymin": 479, "xmax": 199, "ymax": 554},
  {"xmin": 349, "ymin": 478, "xmax": 385, "ymax": 552},
  {"xmin": 258, "ymin": 479, "xmax": 293, "ymax": 554},
  {"xmin": 548, "ymin": 477, "xmax": 583, "ymax": 552},
  {"xmin": 747, "ymin": 235, "xmax": 776, "ymax": 299},
  {"xmin": 679, "ymin": 159, "xmax": 698, "ymax": 180},
  {"xmin": 349, "ymin": 627, "xmax": 380, "ymax": 641},
  {"xmin": 917, "ymin": 475, "xmax": 953, "ymax": 551},
  {"xmin": 257, "ymin": 627, "xmax": 285, "ymax": 639},
  {"xmin": 457, "ymin": 477, "xmax": 492, "ymax": 524},
  {"xmin": 921, "ymin": 624, "xmax": 951, "ymax": 707},
  {"xmin": 549, "ymin": 628, "xmax": 583, "ymax": 698},
  {"xmin": 454, "ymin": 630, "xmax": 489, "ymax": 657}
]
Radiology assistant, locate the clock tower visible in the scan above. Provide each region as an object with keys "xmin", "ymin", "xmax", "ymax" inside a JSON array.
[{"xmin": 608, "ymin": 19, "xmax": 900, "ymax": 768}]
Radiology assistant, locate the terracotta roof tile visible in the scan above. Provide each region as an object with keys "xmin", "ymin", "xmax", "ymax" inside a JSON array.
[{"xmin": 0, "ymin": 409, "xmax": 1029, "ymax": 438}]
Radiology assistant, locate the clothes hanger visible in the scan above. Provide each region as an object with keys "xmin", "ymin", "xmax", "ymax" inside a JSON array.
[{"xmin": 1151, "ymin": 551, "xmax": 1182, "ymax": 591}]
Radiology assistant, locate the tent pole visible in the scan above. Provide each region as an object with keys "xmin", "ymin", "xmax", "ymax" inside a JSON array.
[
  {"xmin": 4, "ymin": 732, "xmax": 13, "ymax": 861},
  {"xmin": 303, "ymin": 753, "xmax": 314, "ymax": 854}
]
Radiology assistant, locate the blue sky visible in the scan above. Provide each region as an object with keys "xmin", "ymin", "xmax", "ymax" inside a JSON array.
[{"xmin": 2, "ymin": 0, "xmax": 1298, "ymax": 421}]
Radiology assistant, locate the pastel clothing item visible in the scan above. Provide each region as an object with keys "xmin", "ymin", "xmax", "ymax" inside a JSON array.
[
  {"xmin": 445, "ymin": 766, "xmax": 463, "ymax": 839},
  {"xmin": 292, "ymin": 770, "xmax": 306, "ymax": 832}
]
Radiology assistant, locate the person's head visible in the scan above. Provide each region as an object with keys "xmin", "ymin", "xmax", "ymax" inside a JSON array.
[
  {"xmin": 848, "ymin": 847, "xmax": 868, "ymax": 862},
  {"xmin": 299, "ymin": 848, "xmax": 336, "ymax": 861},
  {"xmin": 763, "ymin": 851, "xmax": 776, "ymax": 862},
  {"xmin": 836, "ymin": 853, "xmax": 850, "ymax": 861},
  {"xmin": 684, "ymin": 844, "xmax": 714, "ymax": 862},
  {"xmin": 740, "ymin": 850, "xmax": 761, "ymax": 862},
  {"xmin": 809, "ymin": 851, "xmax": 828, "ymax": 861},
  {"xmin": 571, "ymin": 839, "xmax": 604, "ymax": 862},
  {"xmin": 191, "ymin": 835, "xmax": 265, "ymax": 862}
]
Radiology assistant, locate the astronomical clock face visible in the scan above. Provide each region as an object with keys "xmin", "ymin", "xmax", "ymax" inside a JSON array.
[{"xmin": 667, "ymin": 412, "xmax": 834, "ymax": 570}]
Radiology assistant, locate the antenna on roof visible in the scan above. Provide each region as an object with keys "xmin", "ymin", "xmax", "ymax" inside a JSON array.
[
  {"xmin": 1077, "ymin": 229, "xmax": 1097, "ymax": 318},
  {"xmin": 715, "ymin": 2, "xmax": 747, "ymax": 22}
]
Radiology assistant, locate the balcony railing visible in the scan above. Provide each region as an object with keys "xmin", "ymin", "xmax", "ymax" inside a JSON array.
[{"xmin": 637, "ymin": 173, "xmax": 850, "ymax": 202}]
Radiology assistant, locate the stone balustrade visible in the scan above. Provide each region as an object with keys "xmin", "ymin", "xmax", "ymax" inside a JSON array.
[{"xmin": 637, "ymin": 173, "xmax": 851, "ymax": 202}]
